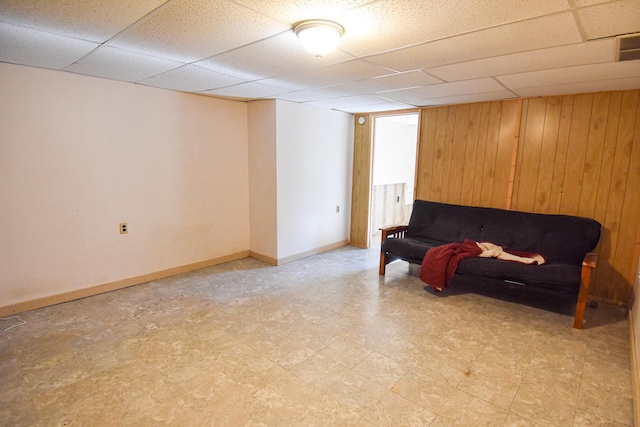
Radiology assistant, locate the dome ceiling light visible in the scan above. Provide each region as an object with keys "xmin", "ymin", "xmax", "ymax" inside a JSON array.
[{"xmin": 293, "ymin": 19, "xmax": 345, "ymax": 58}]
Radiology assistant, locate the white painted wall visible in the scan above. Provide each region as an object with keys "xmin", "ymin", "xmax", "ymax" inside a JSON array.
[
  {"xmin": 275, "ymin": 100, "xmax": 353, "ymax": 260},
  {"xmin": 372, "ymin": 117, "xmax": 418, "ymax": 202},
  {"xmin": 248, "ymin": 100, "xmax": 277, "ymax": 260},
  {"xmin": 0, "ymin": 63, "xmax": 250, "ymax": 308}
]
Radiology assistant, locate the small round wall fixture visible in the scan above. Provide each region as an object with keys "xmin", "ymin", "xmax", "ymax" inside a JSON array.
[
  {"xmin": 358, "ymin": 116, "xmax": 366, "ymax": 125},
  {"xmin": 294, "ymin": 19, "xmax": 345, "ymax": 58}
]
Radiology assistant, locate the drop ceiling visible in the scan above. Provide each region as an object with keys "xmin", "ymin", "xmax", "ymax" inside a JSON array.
[{"xmin": 1, "ymin": 0, "xmax": 639, "ymax": 113}]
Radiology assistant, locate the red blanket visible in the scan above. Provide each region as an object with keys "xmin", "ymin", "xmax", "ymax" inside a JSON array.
[
  {"xmin": 420, "ymin": 240, "xmax": 545, "ymax": 291},
  {"xmin": 420, "ymin": 239, "xmax": 481, "ymax": 291}
]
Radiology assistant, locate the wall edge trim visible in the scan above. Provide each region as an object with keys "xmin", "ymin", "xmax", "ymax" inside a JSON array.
[
  {"xmin": 276, "ymin": 240, "xmax": 349, "ymax": 265},
  {"xmin": 249, "ymin": 251, "xmax": 278, "ymax": 266},
  {"xmin": 629, "ymin": 306, "xmax": 640, "ymax": 427},
  {"xmin": 0, "ymin": 250, "xmax": 250, "ymax": 316}
]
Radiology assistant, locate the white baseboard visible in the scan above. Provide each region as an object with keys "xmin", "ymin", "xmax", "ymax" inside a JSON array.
[{"xmin": 275, "ymin": 240, "xmax": 349, "ymax": 265}]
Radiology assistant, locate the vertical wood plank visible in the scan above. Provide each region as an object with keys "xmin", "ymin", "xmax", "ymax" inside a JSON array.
[
  {"xmin": 480, "ymin": 101, "xmax": 502, "ymax": 207},
  {"xmin": 535, "ymin": 96, "xmax": 562, "ymax": 214},
  {"xmin": 416, "ymin": 108, "xmax": 438, "ymax": 201},
  {"xmin": 461, "ymin": 103, "xmax": 482, "ymax": 206},
  {"xmin": 440, "ymin": 106, "xmax": 457, "ymax": 203},
  {"xmin": 548, "ymin": 95, "xmax": 574, "ymax": 213},
  {"xmin": 510, "ymin": 99, "xmax": 528, "ymax": 211},
  {"xmin": 578, "ymin": 92, "xmax": 610, "ymax": 219},
  {"xmin": 492, "ymin": 99, "xmax": 520, "ymax": 208},
  {"xmin": 593, "ymin": 92, "xmax": 622, "ymax": 225},
  {"xmin": 515, "ymin": 97, "xmax": 546, "ymax": 213},
  {"xmin": 430, "ymin": 107, "xmax": 449, "ymax": 201},
  {"xmin": 595, "ymin": 91, "xmax": 638, "ymax": 299},
  {"xmin": 449, "ymin": 104, "xmax": 470, "ymax": 204},
  {"xmin": 472, "ymin": 102, "xmax": 491, "ymax": 206},
  {"xmin": 590, "ymin": 93, "xmax": 623, "ymax": 297},
  {"xmin": 608, "ymin": 91, "xmax": 640, "ymax": 301},
  {"xmin": 559, "ymin": 93, "xmax": 593, "ymax": 215}
]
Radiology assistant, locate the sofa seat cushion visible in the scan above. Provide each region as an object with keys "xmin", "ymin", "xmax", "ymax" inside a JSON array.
[
  {"xmin": 455, "ymin": 257, "xmax": 581, "ymax": 290},
  {"xmin": 381, "ymin": 237, "xmax": 440, "ymax": 264}
]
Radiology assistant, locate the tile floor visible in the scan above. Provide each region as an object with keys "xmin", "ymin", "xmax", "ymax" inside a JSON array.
[{"xmin": 0, "ymin": 243, "xmax": 633, "ymax": 426}]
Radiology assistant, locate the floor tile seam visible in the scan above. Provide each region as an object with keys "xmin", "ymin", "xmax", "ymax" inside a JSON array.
[
  {"xmin": 470, "ymin": 345, "xmax": 534, "ymax": 378},
  {"xmin": 360, "ymin": 388, "xmax": 433, "ymax": 425},
  {"xmin": 388, "ymin": 368, "xmax": 461, "ymax": 416},
  {"xmin": 302, "ymin": 334, "xmax": 343, "ymax": 354},
  {"xmin": 350, "ymin": 353, "xmax": 410, "ymax": 392},
  {"xmin": 507, "ymin": 380, "xmax": 579, "ymax": 427},
  {"xmin": 503, "ymin": 373, "xmax": 529, "ymax": 421},
  {"xmin": 437, "ymin": 386, "xmax": 512, "ymax": 424},
  {"xmin": 569, "ymin": 355, "xmax": 589, "ymax": 427},
  {"xmin": 450, "ymin": 382, "xmax": 512, "ymax": 412},
  {"xmin": 250, "ymin": 372, "xmax": 367, "ymax": 424}
]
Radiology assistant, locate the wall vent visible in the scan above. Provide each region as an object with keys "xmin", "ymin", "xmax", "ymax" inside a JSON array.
[{"xmin": 616, "ymin": 33, "xmax": 640, "ymax": 62}]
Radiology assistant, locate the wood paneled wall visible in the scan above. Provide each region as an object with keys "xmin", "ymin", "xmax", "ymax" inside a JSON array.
[
  {"xmin": 416, "ymin": 100, "xmax": 521, "ymax": 207},
  {"xmin": 415, "ymin": 90, "xmax": 640, "ymax": 303},
  {"xmin": 350, "ymin": 114, "xmax": 373, "ymax": 248}
]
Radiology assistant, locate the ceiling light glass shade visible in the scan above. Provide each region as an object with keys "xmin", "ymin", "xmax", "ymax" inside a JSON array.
[{"xmin": 294, "ymin": 20, "xmax": 344, "ymax": 58}]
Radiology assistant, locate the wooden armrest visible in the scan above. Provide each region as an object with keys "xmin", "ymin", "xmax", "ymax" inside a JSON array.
[
  {"xmin": 582, "ymin": 252, "xmax": 598, "ymax": 268},
  {"xmin": 379, "ymin": 225, "xmax": 407, "ymax": 276},
  {"xmin": 380, "ymin": 225, "xmax": 408, "ymax": 241}
]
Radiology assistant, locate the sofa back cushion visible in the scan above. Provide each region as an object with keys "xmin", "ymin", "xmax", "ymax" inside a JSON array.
[{"xmin": 407, "ymin": 200, "xmax": 601, "ymax": 266}]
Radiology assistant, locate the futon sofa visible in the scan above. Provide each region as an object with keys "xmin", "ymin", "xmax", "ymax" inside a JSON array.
[{"xmin": 379, "ymin": 200, "xmax": 601, "ymax": 329}]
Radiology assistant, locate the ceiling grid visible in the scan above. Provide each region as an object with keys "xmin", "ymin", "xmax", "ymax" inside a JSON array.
[{"xmin": 0, "ymin": 0, "xmax": 638, "ymax": 112}]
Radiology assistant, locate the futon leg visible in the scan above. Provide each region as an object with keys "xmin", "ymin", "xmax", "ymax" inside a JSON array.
[
  {"xmin": 574, "ymin": 298, "xmax": 586, "ymax": 329},
  {"xmin": 379, "ymin": 252, "xmax": 387, "ymax": 275},
  {"xmin": 573, "ymin": 255, "xmax": 596, "ymax": 329}
]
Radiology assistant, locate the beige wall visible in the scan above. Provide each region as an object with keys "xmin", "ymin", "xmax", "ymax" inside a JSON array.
[
  {"xmin": 248, "ymin": 100, "xmax": 278, "ymax": 262},
  {"xmin": 0, "ymin": 63, "xmax": 250, "ymax": 311},
  {"xmin": 275, "ymin": 100, "xmax": 353, "ymax": 262},
  {"xmin": 247, "ymin": 100, "xmax": 354, "ymax": 264}
]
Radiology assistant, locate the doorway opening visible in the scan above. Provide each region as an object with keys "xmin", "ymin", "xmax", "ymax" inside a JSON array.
[{"xmin": 370, "ymin": 113, "xmax": 419, "ymax": 243}]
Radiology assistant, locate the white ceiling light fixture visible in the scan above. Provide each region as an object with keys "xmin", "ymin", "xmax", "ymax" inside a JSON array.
[{"xmin": 293, "ymin": 19, "xmax": 345, "ymax": 58}]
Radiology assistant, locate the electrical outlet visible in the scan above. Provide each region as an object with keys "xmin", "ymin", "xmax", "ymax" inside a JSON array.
[
  {"xmin": 119, "ymin": 223, "xmax": 128, "ymax": 234},
  {"xmin": 336, "ymin": 205, "xmax": 340, "ymax": 213}
]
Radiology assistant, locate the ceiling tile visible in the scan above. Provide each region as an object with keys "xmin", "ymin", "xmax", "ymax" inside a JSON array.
[
  {"xmin": 339, "ymin": 102, "xmax": 417, "ymax": 113},
  {"xmin": 365, "ymin": 13, "xmax": 582, "ymax": 72},
  {"xmin": 269, "ymin": 59, "xmax": 395, "ymax": 89},
  {"xmin": 1, "ymin": 0, "xmax": 638, "ymax": 112},
  {"xmin": 276, "ymin": 89, "xmax": 340, "ymax": 102},
  {"xmin": 0, "ymin": 21, "xmax": 98, "ymax": 70},
  {"xmin": 577, "ymin": 0, "xmax": 640, "ymax": 40},
  {"xmin": 195, "ymin": 31, "xmax": 353, "ymax": 81},
  {"xmin": 138, "ymin": 65, "xmax": 244, "ymax": 92},
  {"xmin": 513, "ymin": 76, "xmax": 640, "ymax": 97},
  {"xmin": 381, "ymin": 78, "xmax": 506, "ymax": 103},
  {"xmin": 109, "ymin": 0, "xmax": 290, "ymax": 63},
  {"xmin": 65, "ymin": 46, "xmax": 185, "ymax": 82},
  {"xmin": 0, "ymin": 0, "xmax": 166, "ymax": 42},
  {"xmin": 496, "ymin": 61, "xmax": 640, "ymax": 89},
  {"xmin": 413, "ymin": 90, "xmax": 517, "ymax": 107},
  {"xmin": 233, "ymin": 0, "xmax": 373, "ymax": 24},
  {"xmin": 336, "ymin": 0, "xmax": 570, "ymax": 57},
  {"xmin": 202, "ymin": 81, "xmax": 292, "ymax": 99},
  {"xmin": 305, "ymin": 94, "xmax": 392, "ymax": 108},
  {"xmin": 323, "ymin": 70, "xmax": 443, "ymax": 96},
  {"xmin": 428, "ymin": 39, "xmax": 615, "ymax": 82}
]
